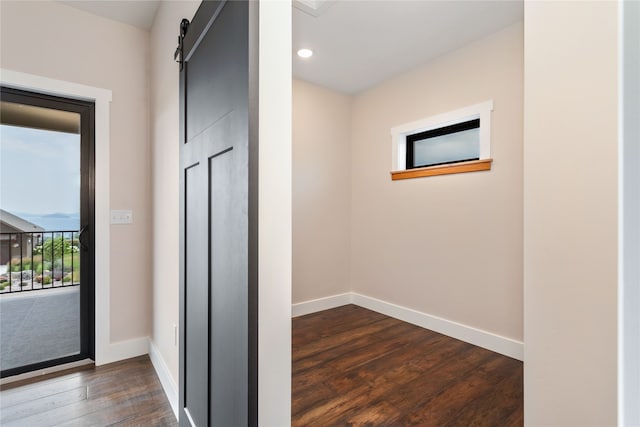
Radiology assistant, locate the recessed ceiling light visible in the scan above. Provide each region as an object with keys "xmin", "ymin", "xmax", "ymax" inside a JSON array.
[{"xmin": 297, "ymin": 48, "xmax": 314, "ymax": 58}]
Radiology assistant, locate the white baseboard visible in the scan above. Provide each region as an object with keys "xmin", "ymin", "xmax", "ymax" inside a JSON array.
[
  {"xmin": 352, "ymin": 293, "xmax": 523, "ymax": 361},
  {"xmin": 148, "ymin": 339, "xmax": 179, "ymax": 420},
  {"xmin": 292, "ymin": 292, "xmax": 523, "ymax": 361},
  {"xmin": 95, "ymin": 337, "xmax": 149, "ymax": 366},
  {"xmin": 292, "ymin": 293, "xmax": 353, "ymax": 317}
]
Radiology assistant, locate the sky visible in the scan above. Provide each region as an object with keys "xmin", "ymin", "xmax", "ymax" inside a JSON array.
[{"xmin": 0, "ymin": 124, "xmax": 80, "ymax": 216}]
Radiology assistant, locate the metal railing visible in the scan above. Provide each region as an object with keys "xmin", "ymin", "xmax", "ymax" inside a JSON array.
[{"xmin": 0, "ymin": 231, "xmax": 80, "ymax": 293}]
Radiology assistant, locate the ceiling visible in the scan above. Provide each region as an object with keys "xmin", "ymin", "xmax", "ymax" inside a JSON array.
[
  {"xmin": 293, "ymin": 1, "xmax": 523, "ymax": 94},
  {"xmin": 58, "ymin": 1, "xmax": 160, "ymax": 31},
  {"xmin": 56, "ymin": 1, "xmax": 523, "ymax": 95}
]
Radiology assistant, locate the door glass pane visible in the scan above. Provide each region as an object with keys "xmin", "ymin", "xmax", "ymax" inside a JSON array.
[{"xmin": 0, "ymin": 101, "xmax": 81, "ymax": 371}]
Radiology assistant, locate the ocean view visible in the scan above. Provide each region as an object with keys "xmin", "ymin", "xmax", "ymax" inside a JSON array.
[{"xmin": 15, "ymin": 212, "xmax": 80, "ymax": 232}]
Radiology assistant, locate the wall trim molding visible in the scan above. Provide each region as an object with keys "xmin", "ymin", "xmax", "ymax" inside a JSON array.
[
  {"xmin": 99, "ymin": 337, "xmax": 149, "ymax": 365},
  {"xmin": 292, "ymin": 292, "xmax": 523, "ymax": 361},
  {"xmin": 292, "ymin": 293, "xmax": 353, "ymax": 317},
  {"xmin": 351, "ymin": 293, "xmax": 523, "ymax": 361},
  {"xmin": 149, "ymin": 339, "xmax": 178, "ymax": 420}
]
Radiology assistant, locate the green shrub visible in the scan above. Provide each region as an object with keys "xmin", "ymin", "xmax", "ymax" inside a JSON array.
[
  {"xmin": 0, "ymin": 281, "xmax": 9, "ymax": 290},
  {"xmin": 43, "ymin": 276, "xmax": 52, "ymax": 285},
  {"xmin": 62, "ymin": 276, "xmax": 71, "ymax": 283},
  {"xmin": 8, "ymin": 257, "xmax": 41, "ymax": 272},
  {"xmin": 31, "ymin": 255, "xmax": 42, "ymax": 273},
  {"xmin": 33, "ymin": 237, "xmax": 73, "ymax": 259}
]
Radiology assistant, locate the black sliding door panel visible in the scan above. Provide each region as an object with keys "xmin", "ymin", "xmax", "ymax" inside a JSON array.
[{"xmin": 178, "ymin": 1, "xmax": 257, "ymax": 426}]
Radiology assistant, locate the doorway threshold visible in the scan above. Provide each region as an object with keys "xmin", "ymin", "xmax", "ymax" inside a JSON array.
[{"xmin": 0, "ymin": 358, "xmax": 93, "ymax": 387}]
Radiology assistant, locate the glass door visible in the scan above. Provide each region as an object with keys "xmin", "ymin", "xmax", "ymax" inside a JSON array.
[{"xmin": 0, "ymin": 87, "xmax": 94, "ymax": 377}]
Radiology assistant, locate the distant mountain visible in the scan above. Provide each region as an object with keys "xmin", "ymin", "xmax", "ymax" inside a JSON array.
[
  {"xmin": 13, "ymin": 212, "xmax": 80, "ymax": 232},
  {"xmin": 42, "ymin": 213, "xmax": 72, "ymax": 218}
]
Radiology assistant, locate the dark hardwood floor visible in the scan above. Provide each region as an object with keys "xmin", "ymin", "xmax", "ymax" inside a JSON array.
[
  {"xmin": 292, "ymin": 304, "xmax": 523, "ymax": 426},
  {"xmin": 0, "ymin": 355, "xmax": 176, "ymax": 427},
  {"xmin": 1, "ymin": 305, "xmax": 522, "ymax": 426}
]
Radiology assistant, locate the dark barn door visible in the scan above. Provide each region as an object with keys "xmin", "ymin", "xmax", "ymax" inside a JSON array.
[{"xmin": 177, "ymin": 1, "xmax": 258, "ymax": 426}]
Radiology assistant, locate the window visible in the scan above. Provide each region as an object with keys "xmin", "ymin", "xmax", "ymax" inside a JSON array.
[
  {"xmin": 391, "ymin": 100, "xmax": 493, "ymax": 180},
  {"xmin": 406, "ymin": 118, "xmax": 480, "ymax": 169}
]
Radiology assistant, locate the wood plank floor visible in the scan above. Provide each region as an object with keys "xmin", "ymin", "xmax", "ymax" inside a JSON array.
[
  {"xmin": 0, "ymin": 355, "xmax": 176, "ymax": 427},
  {"xmin": 292, "ymin": 304, "xmax": 523, "ymax": 426},
  {"xmin": 2, "ymin": 305, "xmax": 522, "ymax": 426}
]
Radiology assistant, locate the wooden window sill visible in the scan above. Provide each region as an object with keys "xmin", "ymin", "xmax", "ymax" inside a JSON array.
[{"xmin": 391, "ymin": 159, "xmax": 493, "ymax": 180}]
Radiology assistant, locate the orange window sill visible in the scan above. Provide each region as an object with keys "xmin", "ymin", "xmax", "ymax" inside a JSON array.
[{"xmin": 390, "ymin": 159, "xmax": 493, "ymax": 180}]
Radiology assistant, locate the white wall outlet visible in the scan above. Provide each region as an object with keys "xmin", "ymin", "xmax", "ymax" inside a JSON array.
[{"xmin": 110, "ymin": 209, "xmax": 133, "ymax": 224}]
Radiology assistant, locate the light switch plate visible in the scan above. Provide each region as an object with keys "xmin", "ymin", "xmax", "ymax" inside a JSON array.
[{"xmin": 110, "ymin": 210, "xmax": 133, "ymax": 224}]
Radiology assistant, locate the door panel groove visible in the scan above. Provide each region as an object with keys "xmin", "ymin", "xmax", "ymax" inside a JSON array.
[
  {"xmin": 186, "ymin": 109, "xmax": 235, "ymax": 144},
  {"xmin": 209, "ymin": 146, "xmax": 233, "ymax": 160}
]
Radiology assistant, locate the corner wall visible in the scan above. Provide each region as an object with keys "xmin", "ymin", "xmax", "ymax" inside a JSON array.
[
  {"xmin": 293, "ymin": 79, "xmax": 352, "ymax": 304},
  {"xmin": 349, "ymin": 23, "xmax": 524, "ymax": 343},
  {"xmin": 523, "ymin": 2, "xmax": 618, "ymax": 425},
  {"xmin": 148, "ymin": 0, "xmax": 200, "ymax": 405},
  {"xmin": 258, "ymin": 2, "xmax": 292, "ymax": 424}
]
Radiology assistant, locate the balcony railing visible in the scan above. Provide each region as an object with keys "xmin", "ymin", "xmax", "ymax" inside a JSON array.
[{"xmin": 0, "ymin": 231, "xmax": 80, "ymax": 294}]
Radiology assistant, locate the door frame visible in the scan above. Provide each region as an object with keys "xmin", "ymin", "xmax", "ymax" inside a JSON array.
[
  {"xmin": 0, "ymin": 69, "xmax": 120, "ymax": 368},
  {"xmin": 0, "ymin": 86, "xmax": 95, "ymax": 378}
]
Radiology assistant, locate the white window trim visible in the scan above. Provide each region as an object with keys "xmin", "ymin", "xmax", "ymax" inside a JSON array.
[
  {"xmin": 0, "ymin": 68, "xmax": 116, "ymax": 366},
  {"xmin": 391, "ymin": 100, "xmax": 494, "ymax": 171}
]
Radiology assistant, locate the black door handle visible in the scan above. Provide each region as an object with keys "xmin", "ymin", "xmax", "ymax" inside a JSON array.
[{"xmin": 78, "ymin": 225, "xmax": 88, "ymax": 251}]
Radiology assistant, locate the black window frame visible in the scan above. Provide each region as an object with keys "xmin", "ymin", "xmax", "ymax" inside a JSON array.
[{"xmin": 406, "ymin": 118, "xmax": 480, "ymax": 169}]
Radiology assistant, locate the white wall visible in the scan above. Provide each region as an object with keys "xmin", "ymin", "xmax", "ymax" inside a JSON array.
[
  {"xmin": 523, "ymin": 2, "xmax": 618, "ymax": 425},
  {"xmin": 259, "ymin": 2, "xmax": 292, "ymax": 425},
  {"xmin": 0, "ymin": 0, "xmax": 151, "ymax": 354},
  {"xmin": 149, "ymin": 0, "xmax": 199, "ymax": 391},
  {"xmin": 349, "ymin": 23, "xmax": 524, "ymax": 343},
  {"xmin": 293, "ymin": 79, "xmax": 351, "ymax": 304}
]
